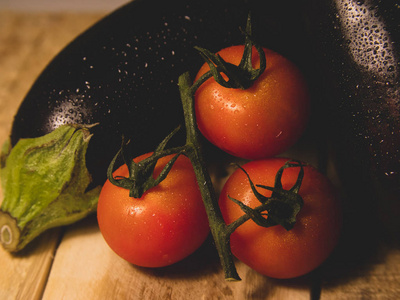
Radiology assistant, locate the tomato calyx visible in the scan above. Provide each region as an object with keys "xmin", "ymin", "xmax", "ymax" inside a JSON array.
[
  {"xmin": 193, "ymin": 12, "xmax": 266, "ymax": 90},
  {"xmin": 107, "ymin": 126, "xmax": 185, "ymax": 198},
  {"xmin": 228, "ymin": 160, "xmax": 305, "ymax": 233}
]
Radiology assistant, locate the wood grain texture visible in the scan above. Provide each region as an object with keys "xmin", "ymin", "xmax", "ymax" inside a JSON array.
[
  {"xmin": 0, "ymin": 10, "xmax": 399, "ymax": 300},
  {"xmin": 41, "ymin": 216, "xmax": 312, "ymax": 300},
  {"xmin": 0, "ymin": 229, "xmax": 59, "ymax": 300}
]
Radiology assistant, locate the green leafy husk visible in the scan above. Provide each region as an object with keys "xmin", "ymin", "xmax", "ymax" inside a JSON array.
[{"xmin": 0, "ymin": 124, "xmax": 100, "ymax": 252}]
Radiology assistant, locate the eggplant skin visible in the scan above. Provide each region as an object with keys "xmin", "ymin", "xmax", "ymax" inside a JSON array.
[
  {"xmin": 10, "ymin": 0, "xmax": 311, "ymax": 187},
  {"xmin": 307, "ymin": 0, "xmax": 400, "ymax": 193}
]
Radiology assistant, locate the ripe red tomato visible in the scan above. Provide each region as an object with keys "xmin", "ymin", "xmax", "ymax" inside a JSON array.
[
  {"xmin": 219, "ymin": 158, "xmax": 341, "ymax": 279},
  {"xmin": 194, "ymin": 45, "xmax": 310, "ymax": 160},
  {"xmin": 97, "ymin": 153, "xmax": 210, "ymax": 268}
]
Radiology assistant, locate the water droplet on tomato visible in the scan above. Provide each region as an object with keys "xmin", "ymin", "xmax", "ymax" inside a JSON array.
[{"xmin": 128, "ymin": 206, "xmax": 143, "ymax": 216}]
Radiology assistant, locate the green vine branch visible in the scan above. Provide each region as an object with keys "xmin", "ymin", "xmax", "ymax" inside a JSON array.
[{"xmin": 178, "ymin": 71, "xmax": 240, "ymax": 281}]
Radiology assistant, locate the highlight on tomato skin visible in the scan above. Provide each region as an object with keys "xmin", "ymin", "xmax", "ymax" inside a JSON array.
[
  {"xmin": 194, "ymin": 45, "xmax": 310, "ymax": 160},
  {"xmin": 97, "ymin": 152, "xmax": 210, "ymax": 268},
  {"xmin": 219, "ymin": 157, "xmax": 342, "ymax": 279}
]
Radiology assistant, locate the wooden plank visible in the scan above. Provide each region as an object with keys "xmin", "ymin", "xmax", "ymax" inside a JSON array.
[
  {"xmin": 0, "ymin": 230, "xmax": 60, "ymax": 300},
  {"xmin": 42, "ymin": 196, "xmax": 312, "ymax": 300},
  {"xmin": 2, "ymin": 0, "xmax": 129, "ymax": 12},
  {"xmin": 0, "ymin": 12, "xmax": 105, "ymax": 300}
]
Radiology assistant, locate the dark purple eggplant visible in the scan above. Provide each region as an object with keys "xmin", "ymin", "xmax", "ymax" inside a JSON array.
[
  {"xmin": 1, "ymin": 0, "xmax": 312, "ymax": 251},
  {"xmin": 307, "ymin": 0, "xmax": 400, "ymax": 195}
]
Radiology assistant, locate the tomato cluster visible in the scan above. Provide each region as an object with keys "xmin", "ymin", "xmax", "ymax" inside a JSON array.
[{"xmin": 97, "ymin": 44, "xmax": 341, "ymax": 280}]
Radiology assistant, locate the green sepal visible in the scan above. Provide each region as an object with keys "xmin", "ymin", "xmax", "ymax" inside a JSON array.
[
  {"xmin": 256, "ymin": 161, "xmax": 305, "ymax": 230},
  {"xmin": 229, "ymin": 160, "xmax": 304, "ymax": 231},
  {"xmin": 0, "ymin": 124, "xmax": 100, "ymax": 252},
  {"xmin": 107, "ymin": 126, "xmax": 185, "ymax": 198}
]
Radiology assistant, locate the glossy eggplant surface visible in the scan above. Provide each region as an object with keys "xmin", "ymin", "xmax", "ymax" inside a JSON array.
[{"xmin": 307, "ymin": 0, "xmax": 400, "ymax": 193}]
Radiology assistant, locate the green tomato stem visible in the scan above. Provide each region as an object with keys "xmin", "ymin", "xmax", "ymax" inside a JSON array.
[{"xmin": 178, "ymin": 71, "xmax": 240, "ymax": 281}]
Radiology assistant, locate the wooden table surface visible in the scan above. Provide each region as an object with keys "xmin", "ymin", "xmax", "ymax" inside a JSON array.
[{"xmin": 0, "ymin": 10, "xmax": 399, "ymax": 300}]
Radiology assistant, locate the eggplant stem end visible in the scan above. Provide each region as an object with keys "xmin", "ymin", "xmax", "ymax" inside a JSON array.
[{"xmin": 0, "ymin": 210, "xmax": 21, "ymax": 252}]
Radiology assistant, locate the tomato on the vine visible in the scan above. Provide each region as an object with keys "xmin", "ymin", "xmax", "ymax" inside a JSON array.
[
  {"xmin": 97, "ymin": 153, "xmax": 210, "ymax": 268},
  {"xmin": 194, "ymin": 45, "xmax": 310, "ymax": 160},
  {"xmin": 219, "ymin": 158, "xmax": 341, "ymax": 279}
]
